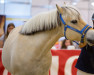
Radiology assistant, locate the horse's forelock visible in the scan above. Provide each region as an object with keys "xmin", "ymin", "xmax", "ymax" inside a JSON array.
[{"xmin": 62, "ymin": 6, "xmax": 80, "ymax": 20}]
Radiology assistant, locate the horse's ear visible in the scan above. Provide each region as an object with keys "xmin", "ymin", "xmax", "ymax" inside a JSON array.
[{"xmin": 56, "ymin": 4, "xmax": 63, "ymax": 14}]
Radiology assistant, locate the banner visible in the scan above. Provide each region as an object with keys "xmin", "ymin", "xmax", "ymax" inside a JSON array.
[
  {"xmin": 0, "ymin": 49, "xmax": 81, "ymax": 75},
  {"xmin": 50, "ymin": 50, "xmax": 81, "ymax": 75}
]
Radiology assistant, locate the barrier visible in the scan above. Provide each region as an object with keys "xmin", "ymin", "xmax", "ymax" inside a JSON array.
[{"xmin": 0, "ymin": 49, "xmax": 81, "ymax": 75}]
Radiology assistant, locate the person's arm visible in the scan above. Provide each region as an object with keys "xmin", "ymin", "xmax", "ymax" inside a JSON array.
[
  {"xmin": 0, "ymin": 40, "xmax": 3, "ymax": 48},
  {"xmin": 0, "ymin": 16, "xmax": 5, "ymax": 37}
]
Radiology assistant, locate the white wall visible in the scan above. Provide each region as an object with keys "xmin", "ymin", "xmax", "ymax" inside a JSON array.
[
  {"xmin": 0, "ymin": 3, "xmax": 5, "ymax": 15},
  {"xmin": 5, "ymin": 3, "xmax": 31, "ymax": 16},
  {"xmin": 75, "ymin": 1, "xmax": 94, "ymax": 27}
]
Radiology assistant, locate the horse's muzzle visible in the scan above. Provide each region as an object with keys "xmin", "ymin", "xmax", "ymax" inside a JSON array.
[
  {"xmin": 86, "ymin": 29, "xmax": 94, "ymax": 45},
  {"xmin": 87, "ymin": 39, "xmax": 94, "ymax": 45}
]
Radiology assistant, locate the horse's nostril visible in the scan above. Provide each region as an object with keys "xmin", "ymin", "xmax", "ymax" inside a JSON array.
[{"xmin": 87, "ymin": 39, "xmax": 94, "ymax": 44}]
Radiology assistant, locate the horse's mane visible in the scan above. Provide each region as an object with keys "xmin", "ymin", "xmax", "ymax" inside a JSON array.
[
  {"xmin": 20, "ymin": 5, "xmax": 80, "ymax": 35},
  {"xmin": 20, "ymin": 9, "xmax": 61, "ymax": 35}
]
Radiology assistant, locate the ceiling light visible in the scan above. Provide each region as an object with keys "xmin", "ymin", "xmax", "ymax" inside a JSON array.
[
  {"xmin": 1, "ymin": 0, "xmax": 4, "ymax": 3},
  {"xmin": 72, "ymin": 2, "xmax": 77, "ymax": 5},
  {"xmin": 91, "ymin": 2, "xmax": 94, "ymax": 6}
]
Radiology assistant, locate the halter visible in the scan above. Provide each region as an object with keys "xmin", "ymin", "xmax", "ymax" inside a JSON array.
[{"xmin": 60, "ymin": 14, "xmax": 92, "ymax": 45}]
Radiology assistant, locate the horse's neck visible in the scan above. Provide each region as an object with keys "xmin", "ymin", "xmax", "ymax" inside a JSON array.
[
  {"xmin": 46, "ymin": 27, "xmax": 63, "ymax": 48},
  {"xmin": 39, "ymin": 26, "xmax": 63, "ymax": 57}
]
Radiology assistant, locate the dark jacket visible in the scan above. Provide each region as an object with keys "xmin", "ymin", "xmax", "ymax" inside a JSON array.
[{"xmin": 75, "ymin": 44, "xmax": 94, "ymax": 74}]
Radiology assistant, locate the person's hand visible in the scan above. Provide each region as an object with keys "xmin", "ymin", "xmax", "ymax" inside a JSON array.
[
  {"xmin": 0, "ymin": 40, "xmax": 3, "ymax": 48},
  {"xmin": 0, "ymin": 28, "xmax": 4, "ymax": 37}
]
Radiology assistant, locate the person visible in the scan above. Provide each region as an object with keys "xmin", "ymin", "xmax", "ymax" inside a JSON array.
[
  {"xmin": 0, "ymin": 16, "xmax": 5, "ymax": 37},
  {"xmin": 75, "ymin": 13, "xmax": 94, "ymax": 75},
  {"xmin": 61, "ymin": 39, "xmax": 73, "ymax": 49},
  {"xmin": 0, "ymin": 40, "xmax": 3, "ymax": 48},
  {"xmin": 0, "ymin": 16, "xmax": 5, "ymax": 48},
  {"xmin": 0, "ymin": 23, "xmax": 15, "ymax": 48},
  {"xmin": 4, "ymin": 23, "xmax": 15, "ymax": 41},
  {"xmin": 51, "ymin": 41, "xmax": 61, "ymax": 50}
]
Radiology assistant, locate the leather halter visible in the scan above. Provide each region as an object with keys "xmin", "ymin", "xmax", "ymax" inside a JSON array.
[{"xmin": 60, "ymin": 14, "xmax": 92, "ymax": 45}]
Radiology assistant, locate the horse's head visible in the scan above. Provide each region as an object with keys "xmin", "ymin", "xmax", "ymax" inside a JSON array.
[{"xmin": 56, "ymin": 4, "xmax": 94, "ymax": 47}]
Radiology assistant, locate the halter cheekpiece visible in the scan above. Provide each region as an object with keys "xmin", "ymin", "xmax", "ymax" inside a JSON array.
[{"xmin": 60, "ymin": 14, "xmax": 92, "ymax": 45}]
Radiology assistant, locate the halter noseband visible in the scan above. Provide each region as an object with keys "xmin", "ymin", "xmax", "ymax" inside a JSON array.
[{"xmin": 60, "ymin": 14, "xmax": 92, "ymax": 45}]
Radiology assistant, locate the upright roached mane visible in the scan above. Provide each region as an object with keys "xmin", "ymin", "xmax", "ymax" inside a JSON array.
[{"xmin": 20, "ymin": 6, "xmax": 80, "ymax": 35}]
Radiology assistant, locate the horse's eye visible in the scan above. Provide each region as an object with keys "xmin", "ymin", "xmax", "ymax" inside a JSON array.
[{"xmin": 71, "ymin": 20, "xmax": 77, "ymax": 24}]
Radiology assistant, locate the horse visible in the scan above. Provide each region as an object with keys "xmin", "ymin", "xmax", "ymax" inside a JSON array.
[{"xmin": 2, "ymin": 4, "xmax": 94, "ymax": 75}]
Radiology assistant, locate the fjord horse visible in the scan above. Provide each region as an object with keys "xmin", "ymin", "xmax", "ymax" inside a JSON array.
[{"xmin": 2, "ymin": 5, "xmax": 94, "ymax": 75}]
